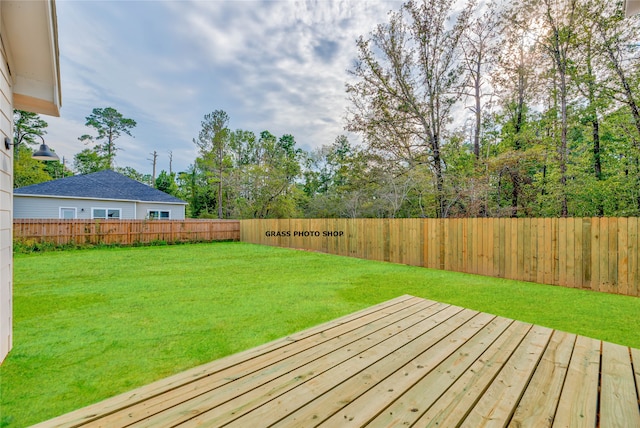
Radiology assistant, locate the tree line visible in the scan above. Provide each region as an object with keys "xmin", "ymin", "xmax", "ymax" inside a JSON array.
[
  {"xmin": 13, "ymin": 0, "xmax": 640, "ymax": 219},
  {"xmin": 344, "ymin": 0, "xmax": 640, "ymax": 218}
]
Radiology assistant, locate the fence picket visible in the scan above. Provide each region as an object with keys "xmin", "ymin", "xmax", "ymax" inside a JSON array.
[
  {"xmin": 618, "ymin": 218, "xmax": 628, "ymax": 296},
  {"xmin": 14, "ymin": 219, "xmax": 240, "ymax": 246},
  {"xmin": 629, "ymin": 218, "xmax": 639, "ymax": 296},
  {"xmin": 17, "ymin": 218, "xmax": 640, "ymax": 297},
  {"xmin": 239, "ymin": 218, "xmax": 640, "ymax": 297}
]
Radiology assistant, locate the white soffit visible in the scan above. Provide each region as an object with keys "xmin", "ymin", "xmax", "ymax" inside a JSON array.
[
  {"xmin": 626, "ymin": 0, "xmax": 640, "ymax": 17},
  {"xmin": 1, "ymin": 0, "xmax": 61, "ymax": 117}
]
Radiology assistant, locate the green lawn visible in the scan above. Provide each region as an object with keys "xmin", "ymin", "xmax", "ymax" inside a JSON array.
[{"xmin": 1, "ymin": 242, "xmax": 639, "ymax": 427}]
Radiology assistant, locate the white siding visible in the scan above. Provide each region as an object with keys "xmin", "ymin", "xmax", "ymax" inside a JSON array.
[
  {"xmin": 0, "ymin": 19, "xmax": 13, "ymax": 363},
  {"xmin": 14, "ymin": 196, "xmax": 137, "ymax": 219},
  {"xmin": 0, "ymin": 0, "xmax": 61, "ymax": 365},
  {"xmin": 137, "ymin": 202, "xmax": 186, "ymax": 220}
]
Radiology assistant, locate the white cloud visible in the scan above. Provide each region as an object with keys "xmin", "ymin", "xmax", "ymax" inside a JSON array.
[{"xmin": 46, "ymin": 0, "xmax": 405, "ymax": 174}]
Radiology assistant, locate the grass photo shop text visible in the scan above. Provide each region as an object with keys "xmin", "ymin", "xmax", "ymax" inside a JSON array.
[{"xmin": 264, "ymin": 230, "xmax": 344, "ymax": 237}]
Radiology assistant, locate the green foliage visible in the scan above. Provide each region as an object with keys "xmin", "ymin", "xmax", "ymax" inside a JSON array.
[
  {"xmin": 302, "ymin": 136, "xmax": 376, "ymax": 217},
  {"xmin": 73, "ymin": 148, "xmax": 109, "ymax": 175},
  {"xmin": 192, "ymin": 110, "xmax": 231, "ymax": 218},
  {"xmin": 115, "ymin": 166, "xmax": 153, "ymax": 185},
  {"xmin": 155, "ymin": 170, "xmax": 179, "ymax": 196},
  {"xmin": 79, "ymin": 107, "xmax": 137, "ymax": 170},
  {"xmin": 329, "ymin": 0, "xmax": 640, "ymax": 218},
  {"xmin": 85, "ymin": 107, "xmax": 136, "ymax": 139},
  {"xmin": 13, "ymin": 146, "xmax": 53, "ymax": 188},
  {"xmin": 2, "ymin": 243, "xmax": 639, "ymax": 427},
  {"xmin": 12, "ymin": 110, "xmax": 61, "ymax": 187},
  {"xmin": 12, "ymin": 240, "xmax": 123, "ymax": 254},
  {"xmin": 13, "ymin": 110, "xmax": 48, "ymax": 146},
  {"xmin": 17, "ymin": 0, "xmax": 640, "ymax": 219},
  {"xmin": 12, "ymin": 240, "xmax": 70, "ymax": 254},
  {"xmin": 187, "ymin": 113, "xmax": 305, "ymax": 219},
  {"xmin": 44, "ymin": 159, "xmax": 73, "ymax": 180}
]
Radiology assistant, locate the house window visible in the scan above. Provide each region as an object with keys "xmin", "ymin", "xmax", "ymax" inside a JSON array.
[
  {"xmin": 92, "ymin": 208, "xmax": 121, "ymax": 219},
  {"xmin": 60, "ymin": 207, "xmax": 77, "ymax": 219},
  {"xmin": 148, "ymin": 210, "xmax": 171, "ymax": 219}
]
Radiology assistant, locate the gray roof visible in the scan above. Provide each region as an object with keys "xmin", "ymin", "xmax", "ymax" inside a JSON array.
[{"xmin": 14, "ymin": 169, "xmax": 187, "ymax": 204}]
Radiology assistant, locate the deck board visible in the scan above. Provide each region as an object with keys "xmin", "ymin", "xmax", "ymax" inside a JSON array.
[
  {"xmin": 362, "ymin": 315, "xmax": 513, "ymax": 428},
  {"xmin": 413, "ymin": 321, "xmax": 533, "ymax": 427},
  {"xmin": 273, "ymin": 311, "xmax": 495, "ymax": 427},
  {"xmin": 32, "ymin": 295, "xmax": 640, "ymax": 428},
  {"xmin": 179, "ymin": 305, "xmax": 469, "ymax": 427},
  {"xmin": 599, "ymin": 341, "xmax": 640, "ymax": 427},
  {"xmin": 460, "ymin": 324, "xmax": 553, "ymax": 427},
  {"xmin": 509, "ymin": 330, "xmax": 576, "ymax": 427},
  {"xmin": 551, "ymin": 335, "xmax": 600, "ymax": 428},
  {"xmin": 102, "ymin": 298, "xmax": 440, "ymax": 427}
]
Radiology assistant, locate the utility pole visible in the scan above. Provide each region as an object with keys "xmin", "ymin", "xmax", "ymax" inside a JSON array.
[
  {"xmin": 148, "ymin": 150, "xmax": 157, "ymax": 187},
  {"xmin": 168, "ymin": 150, "xmax": 173, "ymax": 175}
]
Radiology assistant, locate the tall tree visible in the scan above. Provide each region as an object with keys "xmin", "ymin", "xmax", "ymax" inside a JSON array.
[
  {"xmin": 594, "ymin": 2, "xmax": 640, "ymax": 140},
  {"xmin": 177, "ymin": 165, "xmax": 204, "ymax": 217},
  {"xmin": 245, "ymin": 131, "xmax": 302, "ymax": 218},
  {"xmin": 193, "ymin": 110, "xmax": 230, "ymax": 219},
  {"xmin": 347, "ymin": 0, "xmax": 474, "ymax": 217},
  {"xmin": 461, "ymin": 1, "xmax": 500, "ymax": 160},
  {"xmin": 13, "ymin": 110, "xmax": 48, "ymax": 149},
  {"xmin": 569, "ymin": 0, "xmax": 613, "ymax": 215},
  {"xmin": 490, "ymin": 1, "xmax": 549, "ymax": 217},
  {"xmin": 592, "ymin": 1, "xmax": 640, "ymax": 210},
  {"xmin": 155, "ymin": 170, "xmax": 179, "ymax": 196},
  {"xmin": 539, "ymin": 0, "xmax": 578, "ymax": 217},
  {"xmin": 73, "ymin": 148, "xmax": 109, "ymax": 175},
  {"xmin": 80, "ymin": 107, "xmax": 136, "ymax": 169},
  {"xmin": 149, "ymin": 150, "xmax": 158, "ymax": 187}
]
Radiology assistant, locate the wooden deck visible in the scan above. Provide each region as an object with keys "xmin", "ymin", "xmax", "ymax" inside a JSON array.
[{"xmin": 34, "ymin": 295, "xmax": 640, "ymax": 427}]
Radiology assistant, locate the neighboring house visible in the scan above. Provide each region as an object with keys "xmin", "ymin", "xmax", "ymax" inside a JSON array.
[
  {"xmin": 14, "ymin": 169, "xmax": 187, "ymax": 220},
  {"xmin": 0, "ymin": 0, "xmax": 62, "ymax": 363}
]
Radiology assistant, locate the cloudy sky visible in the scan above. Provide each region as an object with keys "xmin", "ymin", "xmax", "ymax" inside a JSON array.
[{"xmin": 44, "ymin": 0, "xmax": 407, "ymax": 175}]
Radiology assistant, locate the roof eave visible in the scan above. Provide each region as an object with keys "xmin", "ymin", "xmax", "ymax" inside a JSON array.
[
  {"xmin": 14, "ymin": 194, "xmax": 188, "ymax": 205},
  {"xmin": 2, "ymin": 0, "xmax": 62, "ymax": 117}
]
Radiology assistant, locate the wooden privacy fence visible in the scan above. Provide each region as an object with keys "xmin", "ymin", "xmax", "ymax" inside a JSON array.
[
  {"xmin": 241, "ymin": 218, "xmax": 640, "ymax": 297},
  {"xmin": 14, "ymin": 219, "xmax": 240, "ymax": 246}
]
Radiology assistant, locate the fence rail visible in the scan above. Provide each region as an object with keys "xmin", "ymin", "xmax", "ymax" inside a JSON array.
[
  {"xmin": 14, "ymin": 219, "xmax": 240, "ymax": 246},
  {"xmin": 241, "ymin": 218, "xmax": 640, "ymax": 297},
  {"xmin": 14, "ymin": 218, "xmax": 640, "ymax": 297}
]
